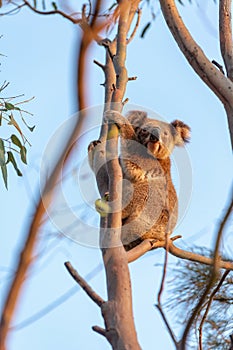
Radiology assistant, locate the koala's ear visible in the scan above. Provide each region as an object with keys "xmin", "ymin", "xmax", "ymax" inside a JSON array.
[
  {"xmin": 126, "ymin": 110, "xmax": 147, "ymax": 128},
  {"xmin": 171, "ymin": 120, "xmax": 191, "ymax": 146}
]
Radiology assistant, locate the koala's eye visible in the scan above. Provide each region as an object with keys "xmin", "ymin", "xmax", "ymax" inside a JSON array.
[
  {"xmin": 141, "ymin": 129, "xmax": 148, "ymax": 134},
  {"xmin": 164, "ymin": 131, "xmax": 168, "ymax": 136}
]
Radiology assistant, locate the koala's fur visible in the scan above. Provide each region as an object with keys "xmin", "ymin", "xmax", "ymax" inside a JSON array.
[{"xmin": 89, "ymin": 110, "xmax": 190, "ymax": 251}]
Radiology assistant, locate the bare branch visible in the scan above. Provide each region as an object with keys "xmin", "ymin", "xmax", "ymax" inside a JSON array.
[
  {"xmin": 64, "ymin": 262, "xmax": 105, "ymax": 307},
  {"xmin": 219, "ymin": 0, "xmax": 233, "ymax": 81}
]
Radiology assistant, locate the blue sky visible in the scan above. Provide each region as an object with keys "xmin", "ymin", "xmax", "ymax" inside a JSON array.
[{"xmin": 1, "ymin": 1, "xmax": 233, "ymax": 349}]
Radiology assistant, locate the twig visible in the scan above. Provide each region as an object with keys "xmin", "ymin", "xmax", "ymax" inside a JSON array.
[
  {"xmin": 64, "ymin": 262, "xmax": 105, "ymax": 307},
  {"xmin": 198, "ymin": 269, "xmax": 230, "ymax": 350},
  {"xmin": 92, "ymin": 325, "xmax": 107, "ymax": 337},
  {"xmin": 93, "ymin": 59, "xmax": 105, "ymax": 71},
  {"xmin": 156, "ymin": 232, "xmax": 178, "ymax": 347},
  {"xmin": 23, "ymin": 0, "xmax": 82, "ymax": 24},
  {"xmin": 212, "ymin": 60, "xmax": 225, "ymax": 75},
  {"xmin": 127, "ymin": 8, "xmax": 142, "ymax": 44}
]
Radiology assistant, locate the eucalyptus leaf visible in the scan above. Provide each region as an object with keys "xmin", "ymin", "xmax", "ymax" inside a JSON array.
[
  {"xmin": 140, "ymin": 22, "xmax": 151, "ymax": 38},
  {"xmin": 5, "ymin": 102, "xmax": 15, "ymax": 110},
  {"xmin": 6, "ymin": 151, "xmax": 22, "ymax": 176},
  {"xmin": 20, "ymin": 146, "xmax": 27, "ymax": 164},
  {"xmin": 11, "ymin": 134, "xmax": 22, "ymax": 149},
  {"xmin": 1, "ymin": 164, "xmax": 8, "ymax": 189},
  {"xmin": 0, "ymin": 138, "xmax": 5, "ymax": 166},
  {"xmin": 51, "ymin": 1, "xmax": 57, "ymax": 10}
]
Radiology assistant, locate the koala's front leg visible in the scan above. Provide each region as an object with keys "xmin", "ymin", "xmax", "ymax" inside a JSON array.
[
  {"xmin": 104, "ymin": 110, "xmax": 135, "ymax": 139},
  {"xmin": 88, "ymin": 140, "xmax": 109, "ymax": 197}
]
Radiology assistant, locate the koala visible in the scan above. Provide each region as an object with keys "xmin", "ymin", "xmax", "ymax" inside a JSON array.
[{"xmin": 88, "ymin": 110, "xmax": 190, "ymax": 251}]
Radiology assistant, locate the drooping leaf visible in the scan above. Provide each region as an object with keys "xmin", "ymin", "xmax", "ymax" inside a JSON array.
[
  {"xmin": 0, "ymin": 138, "xmax": 5, "ymax": 166},
  {"xmin": 20, "ymin": 146, "xmax": 27, "ymax": 164},
  {"xmin": 140, "ymin": 22, "xmax": 151, "ymax": 38},
  {"xmin": 8, "ymin": 114, "xmax": 23, "ymax": 135},
  {"xmin": 1, "ymin": 164, "xmax": 8, "ymax": 189},
  {"xmin": 51, "ymin": 1, "xmax": 57, "ymax": 10},
  {"xmin": 6, "ymin": 151, "xmax": 22, "ymax": 176},
  {"xmin": 21, "ymin": 116, "xmax": 35, "ymax": 132},
  {"xmin": 28, "ymin": 125, "xmax": 35, "ymax": 132},
  {"xmin": 11, "ymin": 134, "xmax": 22, "ymax": 149},
  {"xmin": 5, "ymin": 102, "xmax": 15, "ymax": 110},
  {"xmin": 33, "ymin": 0, "xmax": 37, "ymax": 7},
  {"xmin": 0, "ymin": 113, "xmax": 2, "ymax": 126}
]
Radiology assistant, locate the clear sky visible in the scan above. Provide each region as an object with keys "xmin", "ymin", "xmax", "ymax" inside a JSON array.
[{"xmin": 1, "ymin": 1, "xmax": 233, "ymax": 349}]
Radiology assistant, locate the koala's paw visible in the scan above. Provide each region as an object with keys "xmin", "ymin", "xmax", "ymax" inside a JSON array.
[
  {"xmin": 104, "ymin": 110, "xmax": 125, "ymax": 127},
  {"xmin": 88, "ymin": 140, "xmax": 101, "ymax": 170}
]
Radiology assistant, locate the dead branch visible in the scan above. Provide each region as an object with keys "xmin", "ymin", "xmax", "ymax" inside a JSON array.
[
  {"xmin": 64, "ymin": 262, "xmax": 105, "ymax": 307},
  {"xmin": 219, "ymin": 0, "xmax": 233, "ymax": 81}
]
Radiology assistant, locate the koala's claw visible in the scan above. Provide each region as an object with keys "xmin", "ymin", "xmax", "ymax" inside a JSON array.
[{"xmin": 88, "ymin": 140, "xmax": 101, "ymax": 152}]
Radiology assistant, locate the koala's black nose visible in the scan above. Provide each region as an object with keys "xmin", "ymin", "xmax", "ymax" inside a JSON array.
[{"xmin": 150, "ymin": 127, "xmax": 160, "ymax": 142}]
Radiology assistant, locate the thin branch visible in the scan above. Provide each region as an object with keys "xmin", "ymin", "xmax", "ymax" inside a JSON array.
[
  {"xmin": 180, "ymin": 192, "xmax": 233, "ymax": 349},
  {"xmin": 64, "ymin": 262, "xmax": 105, "ymax": 307},
  {"xmin": 168, "ymin": 242, "xmax": 233, "ymax": 271},
  {"xmin": 156, "ymin": 232, "xmax": 178, "ymax": 347},
  {"xmin": 198, "ymin": 270, "xmax": 230, "ymax": 350},
  {"xmin": 219, "ymin": 0, "xmax": 233, "ymax": 81},
  {"xmin": 127, "ymin": 8, "xmax": 141, "ymax": 44},
  {"xmin": 23, "ymin": 0, "xmax": 82, "ymax": 24}
]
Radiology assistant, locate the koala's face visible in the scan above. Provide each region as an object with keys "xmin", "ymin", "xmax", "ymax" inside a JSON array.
[{"xmin": 127, "ymin": 111, "xmax": 190, "ymax": 159}]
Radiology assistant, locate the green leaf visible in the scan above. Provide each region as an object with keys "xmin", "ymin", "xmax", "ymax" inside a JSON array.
[
  {"xmin": 140, "ymin": 22, "xmax": 151, "ymax": 38},
  {"xmin": 21, "ymin": 116, "xmax": 35, "ymax": 132},
  {"xmin": 0, "ymin": 138, "xmax": 5, "ymax": 166},
  {"xmin": 5, "ymin": 102, "xmax": 15, "ymax": 110},
  {"xmin": 20, "ymin": 146, "xmax": 27, "ymax": 164},
  {"xmin": 28, "ymin": 125, "xmax": 35, "ymax": 132},
  {"xmin": 11, "ymin": 134, "xmax": 22, "ymax": 148},
  {"xmin": 51, "ymin": 1, "xmax": 57, "ymax": 10},
  {"xmin": 33, "ymin": 0, "xmax": 37, "ymax": 7},
  {"xmin": 6, "ymin": 151, "xmax": 22, "ymax": 176},
  {"xmin": 1, "ymin": 164, "xmax": 8, "ymax": 189},
  {"xmin": 0, "ymin": 113, "xmax": 2, "ymax": 126}
]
